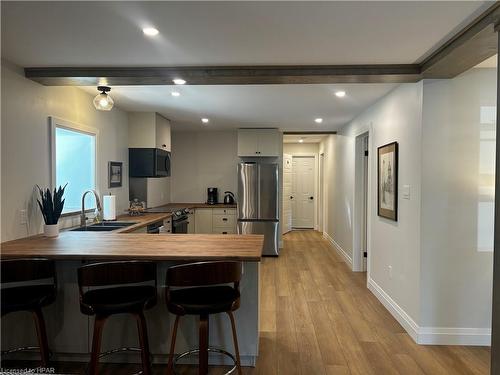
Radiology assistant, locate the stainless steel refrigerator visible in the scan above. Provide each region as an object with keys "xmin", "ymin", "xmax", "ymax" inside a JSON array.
[{"xmin": 237, "ymin": 162, "xmax": 279, "ymax": 256}]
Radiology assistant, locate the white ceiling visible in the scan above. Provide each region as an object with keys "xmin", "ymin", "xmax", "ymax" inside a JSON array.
[
  {"xmin": 283, "ymin": 134, "xmax": 328, "ymax": 144},
  {"xmin": 80, "ymin": 83, "xmax": 397, "ymax": 131},
  {"xmin": 1, "ymin": 1, "xmax": 492, "ymax": 67},
  {"xmin": 2, "ymin": 1, "xmax": 493, "ymax": 132}
]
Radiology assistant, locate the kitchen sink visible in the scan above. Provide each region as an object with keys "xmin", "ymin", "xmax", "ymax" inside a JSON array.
[{"xmin": 70, "ymin": 221, "xmax": 137, "ymax": 232}]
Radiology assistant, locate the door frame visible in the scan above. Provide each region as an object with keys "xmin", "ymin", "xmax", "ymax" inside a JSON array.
[
  {"xmin": 291, "ymin": 153, "xmax": 319, "ymax": 230},
  {"xmin": 318, "ymin": 153, "xmax": 325, "ymax": 233},
  {"xmin": 282, "ymin": 153, "xmax": 293, "ymax": 235},
  {"xmin": 353, "ymin": 127, "xmax": 373, "ymax": 273}
]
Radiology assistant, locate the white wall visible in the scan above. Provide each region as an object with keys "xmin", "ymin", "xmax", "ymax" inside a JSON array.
[
  {"xmin": 1, "ymin": 61, "xmax": 129, "ymax": 241},
  {"xmin": 283, "ymin": 142, "xmax": 319, "ymax": 155},
  {"xmin": 324, "ymin": 83, "xmax": 424, "ymax": 325},
  {"xmin": 170, "ymin": 131, "xmax": 238, "ymax": 203},
  {"xmin": 420, "ymin": 68, "xmax": 495, "ymax": 332},
  {"xmin": 322, "ymin": 71, "xmax": 495, "ymax": 345}
]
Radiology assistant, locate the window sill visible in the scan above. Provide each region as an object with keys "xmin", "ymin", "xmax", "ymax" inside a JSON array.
[{"xmin": 61, "ymin": 208, "xmax": 95, "ymax": 218}]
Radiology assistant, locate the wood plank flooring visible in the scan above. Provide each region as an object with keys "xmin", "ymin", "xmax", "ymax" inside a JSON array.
[{"xmin": 2, "ymin": 230, "xmax": 491, "ymax": 374}]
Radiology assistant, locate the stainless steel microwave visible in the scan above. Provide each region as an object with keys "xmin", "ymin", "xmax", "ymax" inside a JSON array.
[{"xmin": 129, "ymin": 148, "xmax": 171, "ymax": 177}]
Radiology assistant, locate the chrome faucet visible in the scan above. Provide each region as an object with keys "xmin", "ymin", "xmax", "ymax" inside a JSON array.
[{"xmin": 81, "ymin": 190, "xmax": 103, "ymax": 227}]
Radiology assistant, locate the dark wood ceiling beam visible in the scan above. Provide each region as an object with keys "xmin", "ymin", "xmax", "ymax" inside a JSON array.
[
  {"xmin": 421, "ymin": 3, "xmax": 500, "ymax": 78},
  {"xmin": 24, "ymin": 65, "xmax": 422, "ymax": 86}
]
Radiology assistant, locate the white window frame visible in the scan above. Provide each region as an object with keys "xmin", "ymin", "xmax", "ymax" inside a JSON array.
[{"xmin": 49, "ymin": 116, "xmax": 99, "ymax": 215}]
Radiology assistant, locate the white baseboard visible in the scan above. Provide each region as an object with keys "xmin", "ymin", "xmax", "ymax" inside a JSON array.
[
  {"xmin": 418, "ymin": 327, "xmax": 491, "ymax": 346},
  {"xmin": 368, "ymin": 278, "xmax": 491, "ymax": 346},
  {"xmin": 367, "ymin": 277, "xmax": 419, "ymax": 342},
  {"xmin": 323, "ymin": 232, "xmax": 353, "ymax": 267}
]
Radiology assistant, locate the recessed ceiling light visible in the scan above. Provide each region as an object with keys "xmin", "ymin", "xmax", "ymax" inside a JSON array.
[
  {"xmin": 335, "ymin": 91, "xmax": 346, "ymax": 98},
  {"xmin": 142, "ymin": 27, "xmax": 159, "ymax": 36},
  {"xmin": 171, "ymin": 91, "xmax": 180, "ymax": 97},
  {"xmin": 299, "ymin": 139, "xmax": 304, "ymax": 143},
  {"xmin": 314, "ymin": 118, "xmax": 323, "ymax": 124},
  {"xmin": 173, "ymin": 78, "xmax": 186, "ymax": 85},
  {"xmin": 201, "ymin": 118, "xmax": 209, "ymax": 124}
]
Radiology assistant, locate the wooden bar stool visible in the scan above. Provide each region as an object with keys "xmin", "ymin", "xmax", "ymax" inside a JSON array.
[
  {"xmin": 1, "ymin": 258, "xmax": 56, "ymax": 368},
  {"xmin": 78, "ymin": 261, "xmax": 157, "ymax": 375},
  {"xmin": 165, "ymin": 261, "xmax": 243, "ymax": 375}
]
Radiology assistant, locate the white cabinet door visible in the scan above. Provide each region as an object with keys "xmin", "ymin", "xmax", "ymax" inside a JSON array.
[
  {"xmin": 155, "ymin": 114, "xmax": 171, "ymax": 151},
  {"xmin": 237, "ymin": 129, "xmax": 260, "ymax": 156},
  {"xmin": 257, "ymin": 129, "xmax": 280, "ymax": 157},
  {"xmin": 187, "ymin": 212, "xmax": 195, "ymax": 234},
  {"xmin": 195, "ymin": 208, "xmax": 213, "ymax": 234}
]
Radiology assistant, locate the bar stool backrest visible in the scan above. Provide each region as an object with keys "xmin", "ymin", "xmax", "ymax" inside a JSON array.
[
  {"xmin": 1, "ymin": 258, "xmax": 55, "ymax": 284},
  {"xmin": 166, "ymin": 261, "xmax": 242, "ymax": 289},
  {"xmin": 78, "ymin": 261, "xmax": 157, "ymax": 295}
]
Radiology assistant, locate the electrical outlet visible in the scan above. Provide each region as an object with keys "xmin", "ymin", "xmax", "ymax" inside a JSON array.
[
  {"xmin": 388, "ymin": 265, "xmax": 393, "ymax": 279},
  {"xmin": 19, "ymin": 209, "xmax": 27, "ymax": 224}
]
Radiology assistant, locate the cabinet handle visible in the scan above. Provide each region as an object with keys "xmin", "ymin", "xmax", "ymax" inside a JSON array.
[
  {"xmin": 223, "ymin": 218, "xmax": 228, "ymax": 221},
  {"xmin": 222, "ymin": 231, "xmax": 228, "ymax": 234}
]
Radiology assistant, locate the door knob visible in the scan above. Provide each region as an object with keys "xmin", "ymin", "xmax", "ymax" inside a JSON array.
[
  {"xmin": 290, "ymin": 196, "xmax": 294, "ymax": 199},
  {"xmin": 309, "ymin": 196, "xmax": 314, "ymax": 200}
]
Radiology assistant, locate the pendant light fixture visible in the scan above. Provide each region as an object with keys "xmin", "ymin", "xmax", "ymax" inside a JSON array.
[{"xmin": 93, "ymin": 86, "xmax": 114, "ymax": 111}]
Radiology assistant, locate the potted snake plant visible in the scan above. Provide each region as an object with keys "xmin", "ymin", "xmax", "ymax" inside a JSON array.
[{"xmin": 36, "ymin": 184, "xmax": 67, "ymax": 237}]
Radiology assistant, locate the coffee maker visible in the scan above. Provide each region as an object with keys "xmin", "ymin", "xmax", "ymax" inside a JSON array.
[{"xmin": 207, "ymin": 187, "xmax": 218, "ymax": 205}]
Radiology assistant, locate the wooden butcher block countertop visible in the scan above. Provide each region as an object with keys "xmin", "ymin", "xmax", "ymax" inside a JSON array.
[{"xmin": 1, "ymin": 232, "xmax": 264, "ymax": 261}]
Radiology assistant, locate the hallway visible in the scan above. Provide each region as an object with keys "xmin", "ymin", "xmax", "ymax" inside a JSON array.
[{"xmin": 255, "ymin": 230, "xmax": 490, "ymax": 375}]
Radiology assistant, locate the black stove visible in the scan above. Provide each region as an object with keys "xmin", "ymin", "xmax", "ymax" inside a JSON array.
[{"xmin": 146, "ymin": 207, "xmax": 189, "ymax": 233}]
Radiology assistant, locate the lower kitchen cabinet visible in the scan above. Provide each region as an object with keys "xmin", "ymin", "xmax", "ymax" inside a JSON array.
[
  {"xmin": 194, "ymin": 207, "xmax": 236, "ymax": 234},
  {"xmin": 187, "ymin": 209, "xmax": 195, "ymax": 234},
  {"xmin": 195, "ymin": 208, "xmax": 213, "ymax": 234}
]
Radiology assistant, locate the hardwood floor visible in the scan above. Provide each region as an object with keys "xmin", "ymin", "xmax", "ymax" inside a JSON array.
[{"xmin": 2, "ymin": 230, "xmax": 491, "ymax": 374}]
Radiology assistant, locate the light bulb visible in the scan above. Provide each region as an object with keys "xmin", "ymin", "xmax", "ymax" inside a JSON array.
[{"xmin": 93, "ymin": 87, "xmax": 114, "ymax": 111}]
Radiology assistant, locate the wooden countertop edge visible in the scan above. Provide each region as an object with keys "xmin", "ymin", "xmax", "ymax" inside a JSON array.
[{"xmin": 113, "ymin": 213, "xmax": 172, "ymax": 233}]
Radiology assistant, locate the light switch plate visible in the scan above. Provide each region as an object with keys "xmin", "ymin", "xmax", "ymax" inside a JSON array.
[{"xmin": 402, "ymin": 185, "xmax": 410, "ymax": 200}]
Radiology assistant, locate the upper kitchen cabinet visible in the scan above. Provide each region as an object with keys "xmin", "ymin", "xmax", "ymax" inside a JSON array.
[
  {"xmin": 128, "ymin": 112, "xmax": 171, "ymax": 151},
  {"xmin": 238, "ymin": 129, "xmax": 281, "ymax": 157}
]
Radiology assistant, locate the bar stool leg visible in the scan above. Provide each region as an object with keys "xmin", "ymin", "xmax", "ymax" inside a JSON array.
[
  {"xmin": 166, "ymin": 315, "xmax": 181, "ymax": 375},
  {"xmin": 89, "ymin": 315, "xmax": 107, "ymax": 375},
  {"xmin": 227, "ymin": 312, "xmax": 243, "ymax": 375},
  {"xmin": 199, "ymin": 314, "xmax": 209, "ymax": 375},
  {"xmin": 135, "ymin": 312, "xmax": 152, "ymax": 375},
  {"xmin": 32, "ymin": 308, "xmax": 50, "ymax": 368}
]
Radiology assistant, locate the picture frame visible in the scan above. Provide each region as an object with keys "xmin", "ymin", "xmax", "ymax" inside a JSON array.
[
  {"xmin": 108, "ymin": 161, "xmax": 123, "ymax": 188},
  {"xmin": 377, "ymin": 142, "xmax": 398, "ymax": 221}
]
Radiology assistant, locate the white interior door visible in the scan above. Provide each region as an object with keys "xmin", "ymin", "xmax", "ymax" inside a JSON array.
[
  {"xmin": 292, "ymin": 156, "xmax": 315, "ymax": 228},
  {"xmin": 283, "ymin": 153, "xmax": 293, "ymax": 234}
]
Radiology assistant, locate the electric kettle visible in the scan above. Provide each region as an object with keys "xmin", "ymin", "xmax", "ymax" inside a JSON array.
[{"xmin": 223, "ymin": 191, "xmax": 235, "ymax": 205}]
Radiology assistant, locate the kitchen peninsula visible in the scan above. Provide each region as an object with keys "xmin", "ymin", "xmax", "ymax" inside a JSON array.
[{"xmin": 1, "ymin": 219, "xmax": 263, "ymax": 366}]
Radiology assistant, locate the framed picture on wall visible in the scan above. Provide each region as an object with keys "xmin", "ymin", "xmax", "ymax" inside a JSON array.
[
  {"xmin": 108, "ymin": 161, "xmax": 123, "ymax": 188},
  {"xmin": 377, "ymin": 142, "xmax": 398, "ymax": 221}
]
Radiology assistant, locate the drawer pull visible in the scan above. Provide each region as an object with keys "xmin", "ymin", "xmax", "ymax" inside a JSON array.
[
  {"xmin": 222, "ymin": 232, "xmax": 227, "ymax": 234},
  {"xmin": 223, "ymin": 218, "xmax": 228, "ymax": 221}
]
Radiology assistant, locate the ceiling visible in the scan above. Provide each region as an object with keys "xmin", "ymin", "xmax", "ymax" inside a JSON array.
[
  {"xmin": 1, "ymin": 1, "xmax": 492, "ymax": 67},
  {"xmin": 2, "ymin": 1, "xmax": 493, "ymax": 132},
  {"xmin": 283, "ymin": 134, "xmax": 328, "ymax": 144},
  {"xmin": 80, "ymin": 83, "xmax": 397, "ymax": 131}
]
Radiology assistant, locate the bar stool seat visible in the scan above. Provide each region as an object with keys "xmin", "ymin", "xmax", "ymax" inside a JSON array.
[
  {"xmin": 2, "ymin": 284, "xmax": 56, "ymax": 315},
  {"xmin": 78, "ymin": 261, "xmax": 157, "ymax": 375},
  {"xmin": 168, "ymin": 286, "xmax": 240, "ymax": 315},
  {"xmin": 80, "ymin": 285, "xmax": 156, "ymax": 315},
  {"xmin": 166, "ymin": 261, "xmax": 243, "ymax": 375},
  {"xmin": 1, "ymin": 258, "xmax": 56, "ymax": 368}
]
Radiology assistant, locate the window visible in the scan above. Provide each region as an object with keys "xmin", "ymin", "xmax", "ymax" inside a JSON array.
[{"xmin": 51, "ymin": 117, "xmax": 97, "ymax": 214}]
